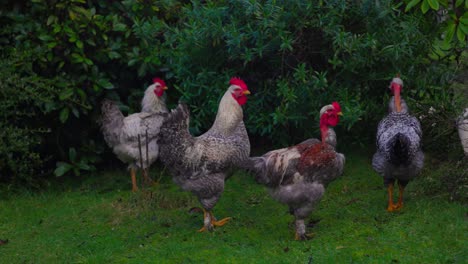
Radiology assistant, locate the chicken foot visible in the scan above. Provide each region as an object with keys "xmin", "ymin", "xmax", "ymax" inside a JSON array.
[
  {"xmin": 198, "ymin": 209, "xmax": 231, "ymax": 232},
  {"xmin": 294, "ymin": 219, "xmax": 315, "ymax": 241}
]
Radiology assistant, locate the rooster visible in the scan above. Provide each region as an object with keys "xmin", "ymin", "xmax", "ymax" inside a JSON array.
[
  {"xmin": 100, "ymin": 78, "xmax": 168, "ymax": 192},
  {"xmin": 158, "ymin": 77, "xmax": 251, "ymax": 232},
  {"xmin": 243, "ymin": 102, "xmax": 345, "ymax": 240},
  {"xmin": 372, "ymin": 77, "xmax": 424, "ymax": 212}
]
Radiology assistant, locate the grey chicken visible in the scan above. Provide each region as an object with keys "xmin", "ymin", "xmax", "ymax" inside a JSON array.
[
  {"xmin": 158, "ymin": 77, "xmax": 251, "ymax": 232},
  {"xmin": 243, "ymin": 102, "xmax": 345, "ymax": 240},
  {"xmin": 100, "ymin": 78, "xmax": 168, "ymax": 192},
  {"xmin": 372, "ymin": 77, "xmax": 424, "ymax": 212}
]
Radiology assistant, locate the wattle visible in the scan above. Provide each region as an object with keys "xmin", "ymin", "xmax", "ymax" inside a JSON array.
[
  {"xmin": 154, "ymin": 89, "xmax": 164, "ymax": 97},
  {"xmin": 233, "ymin": 94, "xmax": 248, "ymax": 106}
]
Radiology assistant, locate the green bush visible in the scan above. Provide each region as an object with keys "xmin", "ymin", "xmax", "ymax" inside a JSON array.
[
  {"xmin": 0, "ymin": 0, "xmax": 465, "ymax": 184},
  {"xmin": 0, "ymin": 52, "xmax": 57, "ymax": 185}
]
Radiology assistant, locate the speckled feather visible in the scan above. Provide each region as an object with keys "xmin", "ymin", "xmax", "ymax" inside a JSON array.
[
  {"xmin": 372, "ymin": 96, "xmax": 424, "ymax": 184},
  {"xmin": 244, "ymin": 136, "xmax": 344, "ymax": 239},
  {"xmin": 158, "ymin": 87, "xmax": 250, "ymax": 211}
]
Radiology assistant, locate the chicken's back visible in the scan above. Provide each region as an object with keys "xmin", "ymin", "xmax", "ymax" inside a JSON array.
[
  {"xmin": 159, "ymin": 103, "xmax": 250, "ymax": 178},
  {"xmin": 247, "ymin": 139, "xmax": 344, "ymax": 188}
]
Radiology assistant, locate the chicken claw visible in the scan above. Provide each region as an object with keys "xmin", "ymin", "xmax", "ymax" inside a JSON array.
[
  {"xmin": 198, "ymin": 210, "xmax": 231, "ymax": 232},
  {"xmin": 295, "ymin": 232, "xmax": 315, "ymax": 241}
]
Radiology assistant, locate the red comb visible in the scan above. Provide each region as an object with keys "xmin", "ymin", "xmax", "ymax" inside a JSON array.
[
  {"xmin": 332, "ymin": 102, "xmax": 341, "ymax": 112},
  {"xmin": 152, "ymin": 77, "xmax": 166, "ymax": 87},
  {"xmin": 229, "ymin": 77, "xmax": 248, "ymax": 91}
]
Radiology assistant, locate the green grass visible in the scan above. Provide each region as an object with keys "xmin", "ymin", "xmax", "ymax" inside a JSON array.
[{"xmin": 1, "ymin": 152, "xmax": 466, "ymax": 263}]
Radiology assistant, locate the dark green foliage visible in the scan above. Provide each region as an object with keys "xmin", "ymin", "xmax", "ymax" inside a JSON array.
[
  {"xmin": 0, "ymin": 0, "xmax": 465, "ymax": 184},
  {"xmin": 0, "ymin": 52, "xmax": 57, "ymax": 185},
  {"xmin": 417, "ymin": 156, "xmax": 468, "ymax": 203}
]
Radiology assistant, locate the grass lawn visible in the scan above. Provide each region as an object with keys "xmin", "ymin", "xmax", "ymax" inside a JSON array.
[{"xmin": 0, "ymin": 151, "xmax": 466, "ymax": 263}]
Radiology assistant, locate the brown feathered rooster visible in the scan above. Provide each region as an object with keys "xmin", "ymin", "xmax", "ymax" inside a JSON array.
[
  {"xmin": 243, "ymin": 102, "xmax": 345, "ymax": 240},
  {"xmin": 158, "ymin": 77, "xmax": 251, "ymax": 232},
  {"xmin": 372, "ymin": 77, "xmax": 424, "ymax": 211},
  {"xmin": 100, "ymin": 78, "xmax": 168, "ymax": 192}
]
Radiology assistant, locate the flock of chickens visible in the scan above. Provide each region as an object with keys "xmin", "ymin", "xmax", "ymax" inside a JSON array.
[{"xmin": 100, "ymin": 76, "xmax": 424, "ymax": 240}]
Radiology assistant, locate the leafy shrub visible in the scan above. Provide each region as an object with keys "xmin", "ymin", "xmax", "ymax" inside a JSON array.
[
  {"xmin": 0, "ymin": 52, "xmax": 57, "ymax": 185},
  {"xmin": 0, "ymin": 0, "xmax": 465, "ymax": 185},
  {"xmin": 417, "ymin": 157, "xmax": 468, "ymax": 203}
]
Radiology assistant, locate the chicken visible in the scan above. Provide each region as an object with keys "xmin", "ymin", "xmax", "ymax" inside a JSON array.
[
  {"xmin": 372, "ymin": 77, "xmax": 424, "ymax": 212},
  {"xmin": 243, "ymin": 102, "xmax": 345, "ymax": 240},
  {"xmin": 157, "ymin": 77, "xmax": 251, "ymax": 232},
  {"xmin": 100, "ymin": 78, "xmax": 168, "ymax": 192}
]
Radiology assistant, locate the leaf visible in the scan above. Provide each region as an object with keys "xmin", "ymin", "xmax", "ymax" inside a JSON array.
[
  {"xmin": 69, "ymin": 148, "xmax": 77, "ymax": 162},
  {"xmin": 54, "ymin": 162, "xmax": 72, "ymax": 177},
  {"xmin": 59, "ymin": 107, "xmax": 69, "ymax": 123},
  {"xmin": 97, "ymin": 78, "xmax": 114, "ymax": 89},
  {"xmin": 72, "ymin": 107, "xmax": 80, "ymax": 118},
  {"xmin": 405, "ymin": 0, "xmax": 421, "ymax": 12},
  {"xmin": 108, "ymin": 51, "xmax": 121, "ymax": 59},
  {"xmin": 456, "ymin": 26, "xmax": 466, "ymax": 42},
  {"xmin": 445, "ymin": 23, "xmax": 456, "ymax": 43},
  {"xmin": 456, "ymin": 0, "xmax": 464, "ymax": 7},
  {"xmin": 421, "ymin": 0, "xmax": 430, "ymax": 13},
  {"xmin": 113, "ymin": 23, "xmax": 127, "ymax": 32},
  {"xmin": 459, "ymin": 23, "xmax": 468, "ymax": 35},
  {"xmin": 427, "ymin": 0, "xmax": 440, "ymax": 10},
  {"xmin": 38, "ymin": 34, "xmax": 53, "ymax": 41},
  {"xmin": 78, "ymin": 162, "xmax": 91, "ymax": 171},
  {"xmin": 76, "ymin": 40, "xmax": 83, "ymax": 49},
  {"xmin": 47, "ymin": 15, "xmax": 56, "ymax": 26},
  {"xmin": 59, "ymin": 88, "xmax": 74, "ymax": 100}
]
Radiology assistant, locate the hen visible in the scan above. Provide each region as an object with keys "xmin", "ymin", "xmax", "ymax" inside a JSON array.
[
  {"xmin": 372, "ymin": 77, "xmax": 424, "ymax": 212},
  {"xmin": 158, "ymin": 77, "xmax": 251, "ymax": 232},
  {"xmin": 101, "ymin": 78, "xmax": 168, "ymax": 192},
  {"xmin": 244, "ymin": 102, "xmax": 345, "ymax": 240}
]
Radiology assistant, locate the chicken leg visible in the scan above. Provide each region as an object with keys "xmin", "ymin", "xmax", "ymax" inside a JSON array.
[
  {"xmin": 395, "ymin": 183, "xmax": 405, "ymax": 209},
  {"xmin": 131, "ymin": 168, "xmax": 138, "ymax": 192},
  {"xmin": 198, "ymin": 209, "xmax": 231, "ymax": 232},
  {"xmin": 387, "ymin": 184, "xmax": 398, "ymax": 212},
  {"xmin": 294, "ymin": 219, "xmax": 314, "ymax": 241},
  {"xmin": 142, "ymin": 168, "xmax": 155, "ymax": 187}
]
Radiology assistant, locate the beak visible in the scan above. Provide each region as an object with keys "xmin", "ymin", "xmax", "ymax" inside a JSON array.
[
  {"xmin": 163, "ymin": 86, "xmax": 168, "ymax": 90},
  {"xmin": 243, "ymin": 90, "xmax": 251, "ymax": 95},
  {"xmin": 337, "ymin": 112, "xmax": 343, "ymax": 116}
]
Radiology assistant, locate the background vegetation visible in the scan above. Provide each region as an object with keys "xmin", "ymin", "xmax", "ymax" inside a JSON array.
[{"xmin": 0, "ymin": 1, "xmax": 466, "ymax": 184}]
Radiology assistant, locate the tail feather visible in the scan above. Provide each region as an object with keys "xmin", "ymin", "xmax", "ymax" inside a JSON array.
[
  {"xmin": 240, "ymin": 156, "xmax": 273, "ymax": 186},
  {"xmin": 159, "ymin": 102, "xmax": 191, "ymax": 145},
  {"xmin": 100, "ymin": 99, "xmax": 124, "ymax": 148},
  {"xmin": 388, "ymin": 133, "xmax": 411, "ymax": 165}
]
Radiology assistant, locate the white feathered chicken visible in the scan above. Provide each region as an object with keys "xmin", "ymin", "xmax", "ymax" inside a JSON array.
[
  {"xmin": 372, "ymin": 77, "xmax": 424, "ymax": 211},
  {"xmin": 157, "ymin": 77, "xmax": 251, "ymax": 232},
  {"xmin": 243, "ymin": 102, "xmax": 345, "ymax": 240},
  {"xmin": 101, "ymin": 78, "xmax": 168, "ymax": 192}
]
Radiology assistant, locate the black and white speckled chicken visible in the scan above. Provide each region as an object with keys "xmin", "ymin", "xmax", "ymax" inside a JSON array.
[
  {"xmin": 243, "ymin": 102, "xmax": 345, "ymax": 240},
  {"xmin": 100, "ymin": 78, "xmax": 168, "ymax": 192},
  {"xmin": 372, "ymin": 77, "xmax": 424, "ymax": 212},
  {"xmin": 158, "ymin": 78, "xmax": 251, "ymax": 232}
]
